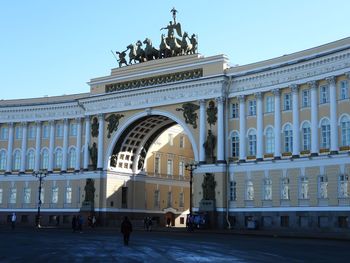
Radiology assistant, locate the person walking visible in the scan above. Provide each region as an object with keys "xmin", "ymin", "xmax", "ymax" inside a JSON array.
[
  {"xmin": 11, "ymin": 212, "xmax": 16, "ymax": 230},
  {"xmin": 120, "ymin": 216, "xmax": 133, "ymax": 246}
]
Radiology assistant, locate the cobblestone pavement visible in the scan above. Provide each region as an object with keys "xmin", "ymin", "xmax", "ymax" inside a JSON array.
[{"xmin": 0, "ymin": 226, "xmax": 349, "ymax": 262}]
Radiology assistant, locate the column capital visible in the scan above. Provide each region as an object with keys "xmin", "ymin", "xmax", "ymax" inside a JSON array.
[
  {"xmin": 345, "ymin": 72, "xmax": 350, "ymax": 79},
  {"xmin": 308, "ymin": 80, "xmax": 318, "ymax": 89},
  {"xmin": 49, "ymin": 120, "xmax": 55, "ymax": 126},
  {"xmin": 199, "ymin": 99, "xmax": 206, "ymax": 104},
  {"xmin": 84, "ymin": 115, "xmax": 90, "ymax": 121},
  {"xmin": 272, "ymin": 89, "xmax": 280, "ymax": 96},
  {"xmin": 75, "ymin": 117, "xmax": 82, "ymax": 122},
  {"xmin": 290, "ymin": 84, "xmax": 299, "ymax": 93},
  {"xmin": 98, "ymin": 113, "xmax": 104, "ymax": 119},
  {"xmin": 35, "ymin": 120, "xmax": 41, "ymax": 125},
  {"xmin": 326, "ymin": 76, "xmax": 336, "ymax": 85},
  {"xmin": 63, "ymin": 118, "xmax": 69, "ymax": 125},
  {"xmin": 238, "ymin": 95, "xmax": 245, "ymax": 102},
  {"xmin": 215, "ymin": 96, "xmax": 225, "ymax": 104},
  {"xmin": 20, "ymin": 121, "xmax": 27, "ymax": 127},
  {"xmin": 254, "ymin": 92, "xmax": 263, "ymax": 100},
  {"xmin": 8, "ymin": 122, "xmax": 14, "ymax": 128}
]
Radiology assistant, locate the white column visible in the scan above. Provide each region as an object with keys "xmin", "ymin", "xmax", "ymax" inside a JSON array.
[
  {"xmin": 327, "ymin": 76, "xmax": 338, "ymax": 154},
  {"xmin": 20, "ymin": 122, "xmax": 28, "ymax": 173},
  {"xmin": 255, "ymin": 92, "xmax": 263, "ymax": 160},
  {"xmin": 34, "ymin": 121, "xmax": 41, "ymax": 172},
  {"xmin": 238, "ymin": 95, "xmax": 246, "ymax": 161},
  {"xmin": 61, "ymin": 118, "xmax": 69, "ymax": 172},
  {"xmin": 309, "ymin": 81, "xmax": 319, "ymax": 156},
  {"xmin": 291, "ymin": 84, "xmax": 300, "ymax": 157},
  {"xmin": 48, "ymin": 120, "xmax": 55, "ymax": 172},
  {"xmin": 273, "ymin": 89, "xmax": 281, "ymax": 159},
  {"xmin": 199, "ymin": 99, "xmax": 206, "ymax": 164},
  {"xmin": 6, "ymin": 123, "xmax": 14, "ymax": 174},
  {"xmin": 216, "ymin": 97, "xmax": 225, "ymax": 163},
  {"xmin": 97, "ymin": 113, "xmax": 105, "ymax": 170},
  {"xmin": 83, "ymin": 116, "xmax": 91, "ymax": 170},
  {"xmin": 75, "ymin": 117, "xmax": 82, "ymax": 172}
]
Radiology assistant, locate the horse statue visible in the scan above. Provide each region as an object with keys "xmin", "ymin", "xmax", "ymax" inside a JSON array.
[
  {"xmin": 126, "ymin": 44, "xmax": 143, "ymax": 64},
  {"xmin": 168, "ymin": 33, "xmax": 182, "ymax": 57},
  {"xmin": 143, "ymin": 38, "xmax": 159, "ymax": 61},
  {"xmin": 136, "ymin": 40, "xmax": 146, "ymax": 62},
  {"xmin": 181, "ymin": 32, "xmax": 193, "ymax": 55},
  {"xmin": 159, "ymin": 34, "xmax": 171, "ymax": 58}
]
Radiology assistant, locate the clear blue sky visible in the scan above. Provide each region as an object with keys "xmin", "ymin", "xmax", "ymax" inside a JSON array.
[{"xmin": 1, "ymin": 0, "xmax": 349, "ymax": 100}]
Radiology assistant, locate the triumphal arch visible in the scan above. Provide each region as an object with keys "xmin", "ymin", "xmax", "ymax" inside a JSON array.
[{"xmin": 1, "ymin": 9, "xmax": 350, "ymax": 232}]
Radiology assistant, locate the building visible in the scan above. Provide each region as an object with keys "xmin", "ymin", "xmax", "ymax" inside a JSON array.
[{"xmin": 0, "ymin": 13, "xmax": 350, "ymax": 232}]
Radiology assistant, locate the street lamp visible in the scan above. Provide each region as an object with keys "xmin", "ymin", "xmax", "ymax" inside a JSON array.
[
  {"xmin": 32, "ymin": 170, "xmax": 48, "ymax": 228},
  {"xmin": 185, "ymin": 162, "xmax": 197, "ymax": 215}
]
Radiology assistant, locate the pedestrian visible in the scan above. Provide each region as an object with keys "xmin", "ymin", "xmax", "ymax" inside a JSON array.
[
  {"xmin": 167, "ymin": 217, "xmax": 171, "ymax": 227},
  {"xmin": 92, "ymin": 215, "xmax": 96, "ymax": 228},
  {"xmin": 148, "ymin": 217, "xmax": 152, "ymax": 232},
  {"xmin": 72, "ymin": 215, "xmax": 77, "ymax": 232},
  {"xmin": 78, "ymin": 215, "xmax": 83, "ymax": 233},
  {"xmin": 11, "ymin": 212, "xmax": 16, "ymax": 230},
  {"xmin": 120, "ymin": 216, "xmax": 133, "ymax": 246}
]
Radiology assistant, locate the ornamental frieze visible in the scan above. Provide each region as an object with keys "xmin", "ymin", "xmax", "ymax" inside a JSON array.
[{"xmin": 105, "ymin": 68, "xmax": 203, "ymax": 93}]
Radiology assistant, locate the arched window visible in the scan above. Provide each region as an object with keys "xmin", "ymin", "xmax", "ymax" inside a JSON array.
[
  {"xmin": 0, "ymin": 150, "xmax": 7, "ymax": 170},
  {"xmin": 321, "ymin": 119, "xmax": 331, "ymax": 149},
  {"xmin": 231, "ymin": 131, "xmax": 239, "ymax": 157},
  {"xmin": 54, "ymin": 148, "xmax": 63, "ymax": 169},
  {"xmin": 13, "ymin": 150, "xmax": 21, "ymax": 170},
  {"xmin": 41, "ymin": 149, "xmax": 49, "ymax": 170},
  {"xmin": 265, "ymin": 127, "xmax": 274, "ymax": 154},
  {"xmin": 340, "ymin": 116, "xmax": 350, "ymax": 146},
  {"xmin": 302, "ymin": 122, "xmax": 311, "ymax": 151},
  {"xmin": 248, "ymin": 129, "xmax": 257, "ymax": 156},
  {"xmin": 283, "ymin": 124, "xmax": 293, "ymax": 152},
  {"xmin": 68, "ymin": 148, "xmax": 76, "ymax": 169},
  {"xmin": 27, "ymin": 150, "xmax": 35, "ymax": 170}
]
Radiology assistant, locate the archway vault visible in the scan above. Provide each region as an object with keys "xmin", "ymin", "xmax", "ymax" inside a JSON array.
[{"xmin": 104, "ymin": 110, "xmax": 199, "ymax": 172}]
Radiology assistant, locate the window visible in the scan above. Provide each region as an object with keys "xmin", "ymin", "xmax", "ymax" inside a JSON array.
[
  {"xmin": 319, "ymin": 175, "xmax": 328, "ymax": 199},
  {"xmin": 246, "ymin": 180, "xmax": 254, "ymax": 200},
  {"xmin": 178, "ymin": 161, "xmax": 184, "ymax": 178},
  {"xmin": 69, "ymin": 123, "xmax": 77, "ymax": 137},
  {"xmin": 13, "ymin": 150, "xmax": 21, "ymax": 170},
  {"xmin": 168, "ymin": 134, "xmax": 174, "ymax": 146},
  {"xmin": 154, "ymin": 190, "xmax": 160, "ymax": 208},
  {"xmin": 68, "ymin": 148, "xmax": 76, "ymax": 169},
  {"xmin": 230, "ymin": 181, "xmax": 237, "ymax": 201},
  {"xmin": 281, "ymin": 177, "xmax": 290, "ymax": 200},
  {"xmin": 23, "ymin": 188, "xmax": 31, "ymax": 204},
  {"xmin": 320, "ymin": 85, "xmax": 329, "ymax": 104},
  {"xmin": 284, "ymin": 93, "xmax": 291, "ymax": 110},
  {"xmin": 66, "ymin": 187, "xmax": 72, "ymax": 204},
  {"xmin": 300, "ymin": 176, "xmax": 309, "ymax": 199},
  {"xmin": 302, "ymin": 122, "xmax": 311, "ymax": 151},
  {"xmin": 263, "ymin": 178, "xmax": 272, "ymax": 200},
  {"xmin": 122, "ymin": 187, "xmax": 128, "ymax": 208},
  {"xmin": 15, "ymin": 126, "xmax": 22, "ymax": 140},
  {"xmin": 54, "ymin": 149, "xmax": 63, "ymax": 169},
  {"xmin": 231, "ymin": 131, "xmax": 239, "ymax": 157},
  {"xmin": 265, "ymin": 127, "xmax": 274, "ymax": 154},
  {"xmin": 339, "ymin": 174, "xmax": 349, "ymax": 198},
  {"xmin": 52, "ymin": 187, "xmax": 58, "ymax": 203},
  {"xmin": 41, "ymin": 149, "xmax": 49, "ymax": 170},
  {"xmin": 154, "ymin": 156, "xmax": 160, "ymax": 175},
  {"xmin": 321, "ymin": 119, "xmax": 331, "ymax": 149},
  {"xmin": 56, "ymin": 123, "xmax": 63, "ymax": 138},
  {"xmin": 0, "ymin": 126, "xmax": 8, "ymax": 140},
  {"xmin": 0, "ymin": 150, "xmax": 7, "ymax": 170},
  {"xmin": 231, "ymin": 103, "xmax": 239, "ymax": 118},
  {"xmin": 265, "ymin": 96, "xmax": 274, "ymax": 113},
  {"xmin": 167, "ymin": 159, "xmax": 173, "ymax": 177},
  {"xmin": 248, "ymin": 100, "xmax": 256, "ymax": 116},
  {"xmin": 302, "ymin": 89, "xmax": 310, "ymax": 108},
  {"xmin": 27, "ymin": 150, "xmax": 35, "ymax": 170},
  {"xmin": 0, "ymin": 188, "xmax": 3, "ymax": 204},
  {"xmin": 283, "ymin": 124, "xmax": 293, "ymax": 152},
  {"xmin": 179, "ymin": 136, "xmax": 184, "ymax": 148},
  {"xmin": 167, "ymin": 191, "xmax": 172, "ymax": 207},
  {"xmin": 9, "ymin": 188, "xmax": 17, "ymax": 204},
  {"xmin": 340, "ymin": 80, "xmax": 349, "ymax": 100},
  {"xmin": 28, "ymin": 125, "xmax": 36, "ymax": 139},
  {"xmin": 179, "ymin": 192, "xmax": 184, "ymax": 207},
  {"xmin": 340, "ymin": 116, "xmax": 350, "ymax": 146},
  {"xmin": 42, "ymin": 125, "xmax": 49, "ymax": 139},
  {"xmin": 248, "ymin": 130, "xmax": 257, "ymax": 156}
]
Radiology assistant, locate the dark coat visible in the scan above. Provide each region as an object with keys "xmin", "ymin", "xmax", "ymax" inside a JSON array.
[{"xmin": 121, "ymin": 219, "xmax": 133, "ymax": 234}]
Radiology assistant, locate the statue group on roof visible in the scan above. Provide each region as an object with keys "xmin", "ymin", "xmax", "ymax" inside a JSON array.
[{"xmin": 114, "ymin": 8, "xmax": 198, "ymax": 67}]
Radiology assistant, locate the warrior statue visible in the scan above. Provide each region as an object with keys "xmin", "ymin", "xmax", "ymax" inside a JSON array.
[{"xmin": 116, "ymin": 50, "xmax": 128, "ymax": 67}]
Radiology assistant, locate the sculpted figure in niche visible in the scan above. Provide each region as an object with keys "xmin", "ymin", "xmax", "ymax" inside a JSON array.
[
  {"xmin": 89, "ymin": 142, "xmax": 98, "ymax": 168},
  {"xmin": 91, "ymin": 117, "xmax": 99, "ymax": 138},
  {"xmin": 202, "ymin": 173, "xmax": 216, "ymax": 200},
  {"xmin": 84, "ymin": 178, "xmax": 95, "ymax": 203},
  {"xmin": 203, "ymin": 130, "xmax": 216, "ymax": 163}
]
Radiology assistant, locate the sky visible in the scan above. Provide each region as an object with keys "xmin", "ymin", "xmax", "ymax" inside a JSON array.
[{"xmin": 1, "ymin": 0, "xmax": 349, "ymax": 100}]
